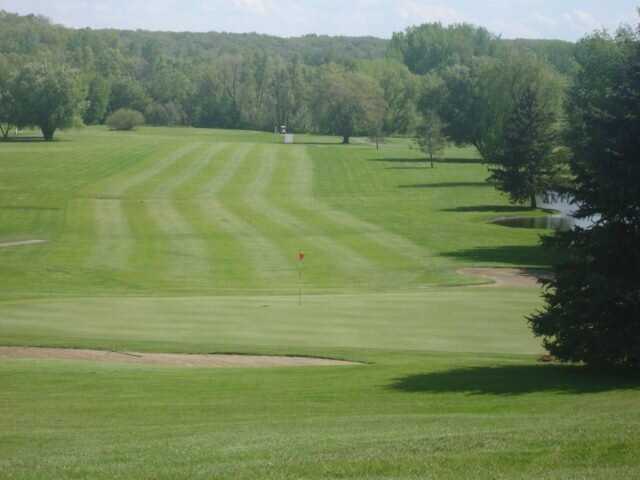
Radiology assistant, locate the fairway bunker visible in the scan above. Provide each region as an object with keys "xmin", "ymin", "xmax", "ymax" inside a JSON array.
[
  {"xmin": 0, "ymin": 347, "xmax": 357, "ymax": 368},
  {"xmin": 459, "ymin": 268, "xmax": 551, "ymax": 288},
  {"xmin": 0, "ymin": 239, "xmax": 47, "ymax": 248}
]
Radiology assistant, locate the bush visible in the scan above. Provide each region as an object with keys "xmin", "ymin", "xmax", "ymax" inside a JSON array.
[{"xmin": 106, "ymin": 108, "xmax": 145, "ymax": 131}]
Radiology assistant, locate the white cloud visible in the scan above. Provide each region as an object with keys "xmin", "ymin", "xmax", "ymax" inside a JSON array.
[
  {"xmin": 230, "ymin": 0, "xmax": 274, "ymax": 15},
  {"xmin": 532, "ymin": 13, "xmax": 557, "ymax": 29},
  {"xmin": 396, "ymin": 1, "xmax": 464, "ymax": 24},
  {"xmin": 0, "ymin": 0, "xmax": 633, "ymax": 41},
  {"xmin": 562, "ymin": 9, "xmax": 600, "ymax": 32}
]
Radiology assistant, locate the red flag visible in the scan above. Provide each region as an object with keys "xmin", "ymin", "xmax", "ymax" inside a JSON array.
[{"xmin": 298, "ymin": 251, "xmax": 305, "ymax": 262}]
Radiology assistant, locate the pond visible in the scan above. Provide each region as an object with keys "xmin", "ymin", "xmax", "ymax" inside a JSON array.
[
  {"xmin": 492, "ymin": 194, "xmax": 599, "ymax": 231},
  {"xmin": 493, "ymin": 215, "xmax": 576, "ymax": 231}
]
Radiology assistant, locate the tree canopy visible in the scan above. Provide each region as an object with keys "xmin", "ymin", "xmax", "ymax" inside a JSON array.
[
  {"xmin": 0, "ymin": 10, "xmax": 578, "ymax": 140},
  {"xmin": 529, "ymin": 26, "xmax": 640, "ymax": 369},
  {"xmin": 11, "ymin": 62, "xmax": 83, "ymax": 140},
  {"xmin": 313, "ymin": 69, "xmax": 386, "ymax": 144},
  {"xmin": 484, "ymin": 55, "xmax": 564, "ymax": 208}
]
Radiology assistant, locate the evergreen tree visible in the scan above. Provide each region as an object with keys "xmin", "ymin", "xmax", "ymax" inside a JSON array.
[
  {"xmin": 529, "ymin": 27, "xmax": 640, "ymax": 369},
  {"xmin": 488, "ymin": 82, "xmax": 559, "ymax": 208}
]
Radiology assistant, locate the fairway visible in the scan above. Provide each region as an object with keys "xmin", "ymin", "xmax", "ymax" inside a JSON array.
[{"xmin": 1, "ymin": 127, "xmax": 638, "ymax": 479}]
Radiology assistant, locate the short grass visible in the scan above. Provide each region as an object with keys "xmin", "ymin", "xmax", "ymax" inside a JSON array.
[
  {"xmin": 0, "ymin": 127, "xmax": 549, "ymax": 299},
  {"xmin": 1, "ymin": 127, "xmax": 638, "ymax": 479}
]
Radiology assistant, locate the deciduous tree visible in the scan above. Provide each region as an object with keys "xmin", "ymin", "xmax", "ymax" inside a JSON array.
[
  {"xmin": 313, "ymin": 69, "xmax": 386, "ymax": 144},
  {"xmin": 12, "ymin": 62, "xmax": 84, "ymax": 141},
  {"xmin": 416, "ymin": 111, "xmax": 447, "ymax": 168},
  {"xmin": 0, "ymin": 55, "xmax": 16, "ymax": 139}
]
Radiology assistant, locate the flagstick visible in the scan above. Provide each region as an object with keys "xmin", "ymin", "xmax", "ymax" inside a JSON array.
[
  {"xmin": 298, "ymin": 262, "xmax": 303, "ymax": 306},
  {"xmin": 297, "ymin": 251, "xmax": 304, "ymax": 306}
]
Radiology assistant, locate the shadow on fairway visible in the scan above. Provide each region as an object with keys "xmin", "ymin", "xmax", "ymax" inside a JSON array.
[
  {"xmin": 442, "ymin": 205, "xmax": 534, "ymax": 213},
  {"xmin": 390, "ymin": 365, "xmax": 640, "ymax": 396},
  {"xmin": 399, "ymin": 182, "xmax": 489, "ymax": 189},
  {"xmin": 443, "ymin": 245, "xmax": 552, "ymax": 266},
  {"xmin": 0, "ymin": 136, "xmax": 47, "ymax": 143},
  {"xmin": 370, "ymin": 157, "xmax": 483, "ymax": 165},
  {"xmin": 386, "ymin": 165, "xmax": 432, "ymax": 170}
]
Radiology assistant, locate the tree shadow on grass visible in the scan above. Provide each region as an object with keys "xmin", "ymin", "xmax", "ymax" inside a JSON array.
[
  {"xmin": 443, "ymin": 205, "xmax": 534, "ymax": 214},
  {"xmin": 390, "ymin": 365, "xmax": 640, "ymax": 396},
  {"xmin": 370, "ymin": 157, "xmax": 426, "ymax": 164},
  {"xmin": 433, "ymin": 157, "xmax": 484, "ymax": 165},
  {"xmin": 0, "ymin": 136, "xmax": 46, "ymax": 143},
  {"xmin": 399, "ymin": 182, "xmax": 490, "ymax": 189},
  {"xmin": 443, "ymin": 245, "xmax": 553, "ymax": 266},
  {"xmin": 370, "ymin": 157, "xmax": 483, "ymax": 165},
  {"xmin": 386, "ymin": 165, "xmax": 432, "ymax": 170}
]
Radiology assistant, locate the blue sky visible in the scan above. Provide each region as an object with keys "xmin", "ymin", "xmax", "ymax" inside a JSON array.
[{"xmin": 0, "ymin": 0, "xmax": 637, "ymax": 41}]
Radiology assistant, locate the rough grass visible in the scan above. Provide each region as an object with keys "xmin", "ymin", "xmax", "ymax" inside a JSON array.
[{"xmin": 0, "ymin": 127, "xmax": 638, "ymax": 479}]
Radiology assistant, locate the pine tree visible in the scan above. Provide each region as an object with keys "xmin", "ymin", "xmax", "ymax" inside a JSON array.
[
  {"xmin": 529, "ymin": 28, "xmax": 640, "ymax": 369},
  {"xmin": 488, "ymin": 82, "xmax": 558, "ymax": 209}
]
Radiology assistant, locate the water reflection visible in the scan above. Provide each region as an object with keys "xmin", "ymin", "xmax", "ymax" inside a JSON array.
[
  {"xmin": 492, "ymin": 194, "xmax": 599, "ymax": 231},
  {"xmin": 493, "ymin": 216, "xmax": 575, "ymax": 231}
]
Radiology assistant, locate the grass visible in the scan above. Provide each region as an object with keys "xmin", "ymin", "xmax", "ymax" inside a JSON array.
[
  {"xmin": 0, "ymin": 126, "xmax": 638, "ymax": 479},
  {"xmin": 0, "ymin": 127, "xmax": 550, "ymax": 299}
]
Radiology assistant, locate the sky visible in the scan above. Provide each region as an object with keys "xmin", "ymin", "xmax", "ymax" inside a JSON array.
[{"xmin": 0, "ymin": 0, "xmax": 637, "ymax": 41}]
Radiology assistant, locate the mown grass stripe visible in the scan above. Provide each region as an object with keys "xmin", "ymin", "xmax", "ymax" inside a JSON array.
[
  {"xmin": 200, "ymin": 143, "xmax": 254, "ymax": 195},
  {"xmin": 123, "ymin": 198, "xmax": 170, "ymax": 284},
  {"xmin": 136, "ymin": 144, "xmax": 231, "ymax": 282},
  {"xmin": 174, "ymin": 143, "xmax": 237, "ymax": 198},
  {"xmin": 197, "ymin": 198, "xmax": 293, "ymax": 286},
  {"xmin": 88, "ymin": 199, "xmax": 132, "ymax": 271},
  {"xmin": 292, "ymin": 146, "xmax": 441, "ymax": 269},
  {"xmin": 104, "ymin": 143, "xmax": 203, "ymax": 198},
  {"xmin": 246, "ymin": 145, "xmax": 375, "ymax": 277},
  {"xmin": 145, "ymin": 199, "xmax": 211, "ymax": 279},
  {"xmin": 151, "ymin": 143, "xmax": 227, "ymax": 197},
  {"xmin": 87, "ymin": 143, "xmax": 205, "ymax": 280},
  {"xmin": 188, "ymin": 143, "xmax": 295, "ymax": 287}
]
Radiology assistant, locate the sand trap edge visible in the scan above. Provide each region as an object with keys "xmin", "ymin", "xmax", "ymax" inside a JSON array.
[
  {"xmin": 0, "ymin": 347, "xmax": 359, "ymax": 368},
  {"xmin": 0, "ymin": 239, "xmax": 48, "ymax": 248},
  {"xmin": 458, "ymin": 268, "xmax": 552, "ymax": 288}
]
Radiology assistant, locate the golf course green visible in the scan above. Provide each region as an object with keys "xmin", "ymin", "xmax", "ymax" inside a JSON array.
[{"xmin": 1, "ymin": 127, "xmax": 638, "ymax": 479}]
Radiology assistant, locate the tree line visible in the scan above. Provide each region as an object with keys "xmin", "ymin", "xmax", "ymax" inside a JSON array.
[{"xmin": 0, "ymin": 11, "xmax": 576, "ymax": 143}]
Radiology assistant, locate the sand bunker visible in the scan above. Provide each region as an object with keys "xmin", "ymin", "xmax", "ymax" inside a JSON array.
[
  {"xmin": 0, "ymin": 347, "xmax": 357, "ymax": 368},
  {"xmin": 0, "ymin": 239, "xmax": 47, "ymax": 248},
  {"xmin": 458, "ymin": 268, "xmax": 552, "ymax": 288}
]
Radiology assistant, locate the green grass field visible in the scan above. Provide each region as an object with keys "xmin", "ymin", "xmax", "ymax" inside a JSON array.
[{"xmin": 1, "ymin": 127, "xmax": 638, "ymax": 479}]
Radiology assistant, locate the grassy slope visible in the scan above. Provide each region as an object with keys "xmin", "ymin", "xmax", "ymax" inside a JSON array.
[
  {"xmin": 0, "ymin": 127, "xmax": 548, "ymax": 299},
  {"xmin": 0, "ymin": 127, "xmax": 638, "ymax": 479}
]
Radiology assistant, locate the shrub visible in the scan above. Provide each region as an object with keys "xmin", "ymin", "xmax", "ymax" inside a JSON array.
[{"xmin": 106, "ymin": 108, "xmax": 145, "ymax": 131}]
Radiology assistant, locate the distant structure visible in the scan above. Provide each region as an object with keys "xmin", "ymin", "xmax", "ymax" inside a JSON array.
[{"xmin": 278, "ymin": 124, "xmax": 294, "ymax": 144}]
